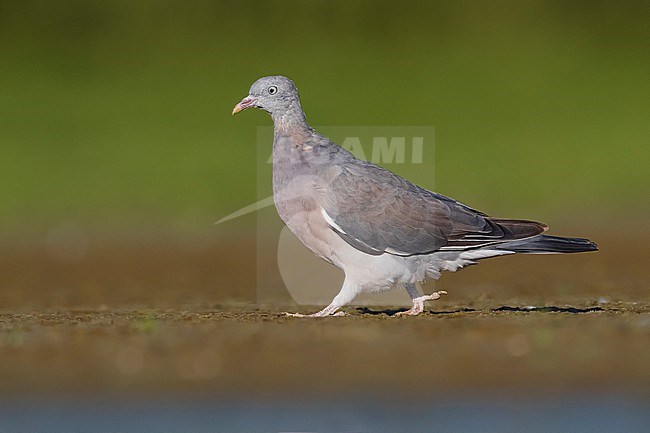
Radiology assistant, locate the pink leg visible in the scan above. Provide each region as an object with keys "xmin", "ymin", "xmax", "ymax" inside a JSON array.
[
  {"xmin": 283, "ymin": 303, "xmax": 346, "ymax": 317},
  {"xmin": 284, "ymin": 278, "xmax": 358, "ymax": 317},
  {"xmin": 395, "ymin": 290, "xmax": 447, "ymax": 316}
]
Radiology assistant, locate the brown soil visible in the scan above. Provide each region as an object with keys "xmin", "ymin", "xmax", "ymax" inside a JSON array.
[{"xmin": 0, "ymin": 230, "xmax": 648, "ymax": 398}]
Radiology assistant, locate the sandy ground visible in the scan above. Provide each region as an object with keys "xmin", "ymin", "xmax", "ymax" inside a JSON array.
[{"xmin": 0, "ymin": 230, "xmax": 648, "ymax": 400}]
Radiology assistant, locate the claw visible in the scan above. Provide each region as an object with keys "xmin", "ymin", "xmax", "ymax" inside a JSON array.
[{"xmin": 283, "ymin": 312, "xmax": 307, "ymax": 318}]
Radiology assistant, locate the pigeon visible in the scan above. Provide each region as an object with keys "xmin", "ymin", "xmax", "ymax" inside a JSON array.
[{"xmin": 232, "ymin": 75, "xmax": 597, "ymax": 317}]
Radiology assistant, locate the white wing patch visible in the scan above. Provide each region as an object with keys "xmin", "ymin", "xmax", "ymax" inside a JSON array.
[
  {"xmin": 385, "ymin": 247, "xmax": 411, "ymax": 256},
  {"xmin": 321, "ymin": 208, "xmax": 347, "ymax": 234}
]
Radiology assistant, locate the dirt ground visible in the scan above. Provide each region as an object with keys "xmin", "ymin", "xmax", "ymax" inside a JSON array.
[{"xmin": 0, "ymin": 229, "xmax": 648, "ymax": 400}]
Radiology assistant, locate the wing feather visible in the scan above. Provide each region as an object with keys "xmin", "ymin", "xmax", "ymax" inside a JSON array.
[{"xmin": 323, "ymin": 160, "xmax": 546, "ymax": 256}]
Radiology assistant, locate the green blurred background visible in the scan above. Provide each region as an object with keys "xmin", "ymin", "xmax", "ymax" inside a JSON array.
[
  {"xmin": 1, "ymin": 3, "xmax": 649, "ymax": 420},
  {"xmin": 1, "ymin": 0, "xmax": 648, "ymax": 239}
]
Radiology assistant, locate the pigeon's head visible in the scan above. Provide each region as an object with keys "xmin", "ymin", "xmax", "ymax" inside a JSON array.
[{"xmin": 232, "ymin": 75, "xmax": 303, "ymax": 118}]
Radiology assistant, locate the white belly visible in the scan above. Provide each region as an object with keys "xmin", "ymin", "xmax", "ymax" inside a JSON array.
[{"xmin": 280, "ymin": 204, "xmax": 425, "ymax": 293}]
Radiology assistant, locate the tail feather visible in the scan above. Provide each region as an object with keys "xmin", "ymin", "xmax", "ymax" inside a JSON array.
[{"xmin": 494, "ymin": 234, "xmax": 598, "ymax": 254}]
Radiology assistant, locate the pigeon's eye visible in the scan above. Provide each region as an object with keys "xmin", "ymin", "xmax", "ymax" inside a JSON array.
[{"xmin": 268, "ymin": 85, "xmax": 278, "ymax": 95}]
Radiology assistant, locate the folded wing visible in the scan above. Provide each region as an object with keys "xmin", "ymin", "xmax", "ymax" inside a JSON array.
[{"xmin": 324, "ymin": 161, "xmax": 547, "ymax": 256}]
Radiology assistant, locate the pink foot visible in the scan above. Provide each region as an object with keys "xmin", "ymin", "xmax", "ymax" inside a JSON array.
[
  {"xmin": 395, "ymin": 291, "xmax": 447, "ymax": 316},
  {"xmin": 283, "ymin": 304, "xmax": 346, "ymax": 317},
  {"xmin": 283, "ymin": 311, "xmax": 347, "ymax": 318}
]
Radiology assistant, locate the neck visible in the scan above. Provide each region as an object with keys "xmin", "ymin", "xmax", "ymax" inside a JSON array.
[{"xmin": 271, "ymin": 100, "xmax": 310, "ymax": 131}]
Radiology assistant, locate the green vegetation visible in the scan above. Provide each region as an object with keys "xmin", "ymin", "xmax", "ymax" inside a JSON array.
[{"xmin": 1, "ymin": 1, "xmax": 647, "ymax": 236}]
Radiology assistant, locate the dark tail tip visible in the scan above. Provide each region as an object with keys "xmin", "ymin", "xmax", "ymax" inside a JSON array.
[{"xmin": 502, "ymin": 235, "xmax": 598, "ymax": 254}]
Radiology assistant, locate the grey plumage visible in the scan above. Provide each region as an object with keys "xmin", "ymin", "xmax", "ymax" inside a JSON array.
[{"xmin": 233, "ymin": 75, "xmax": 597, "ymax": 317}]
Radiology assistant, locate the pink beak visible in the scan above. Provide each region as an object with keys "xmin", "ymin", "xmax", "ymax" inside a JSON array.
[{"xmin": 232, "ymin": 96, "xmax": 257, "ymax": 115}]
